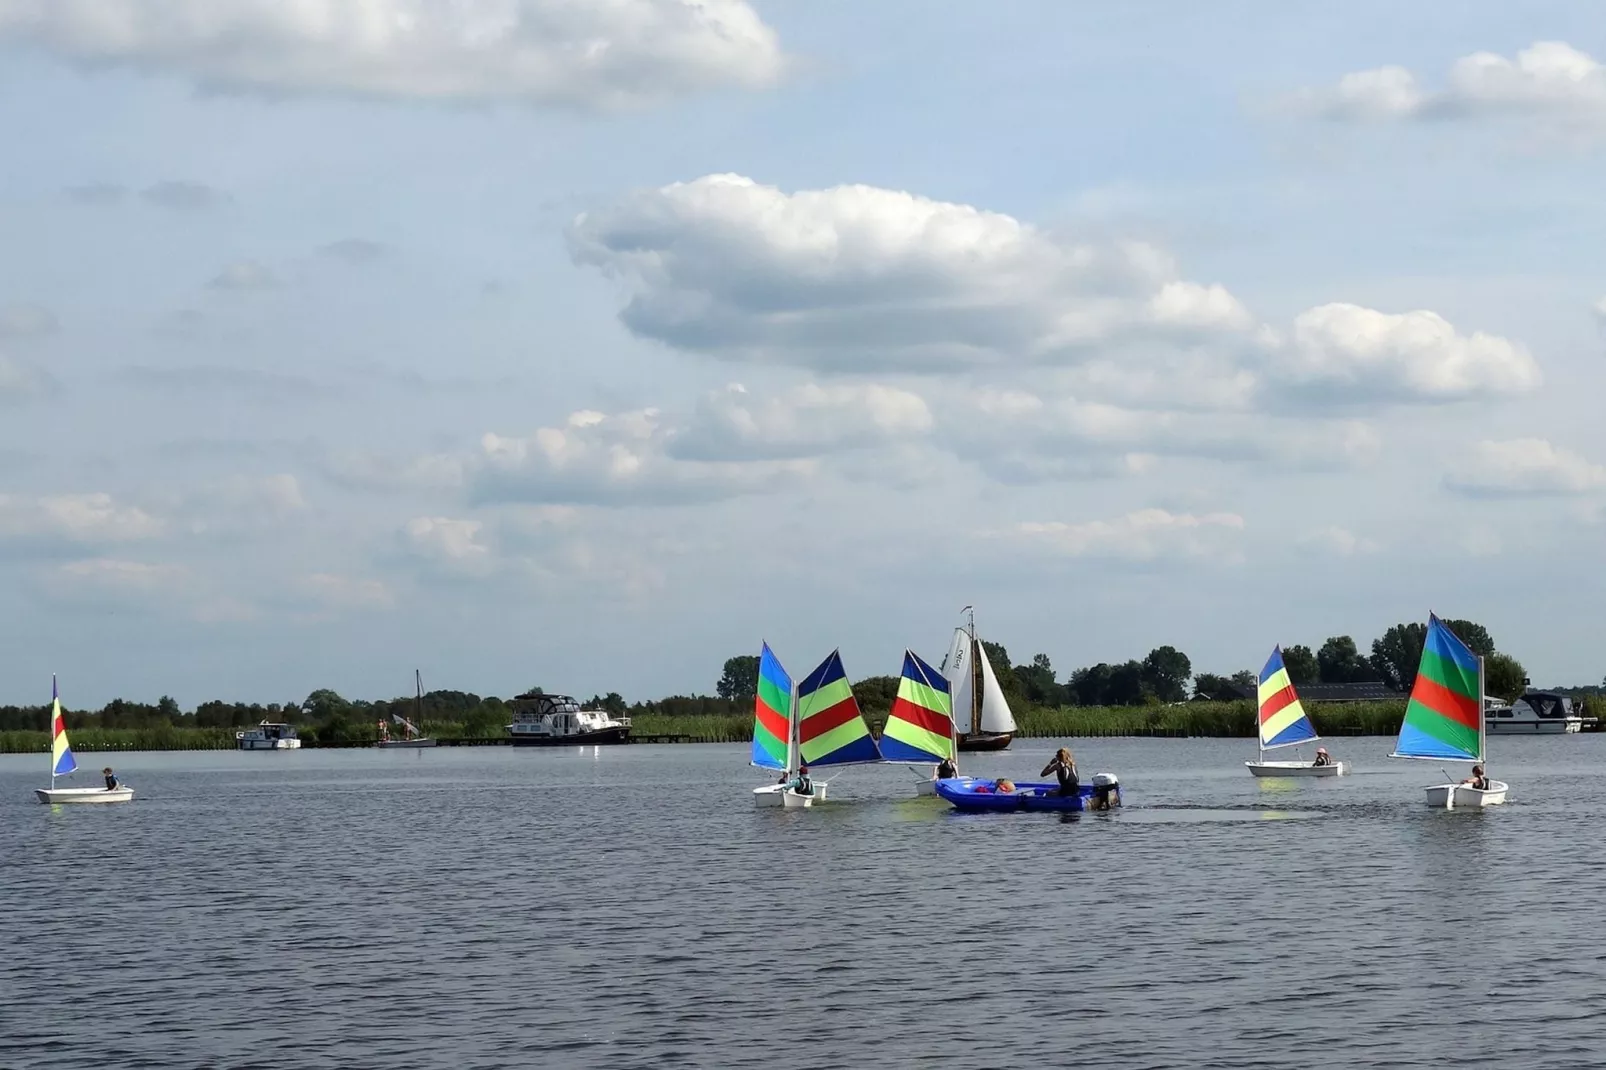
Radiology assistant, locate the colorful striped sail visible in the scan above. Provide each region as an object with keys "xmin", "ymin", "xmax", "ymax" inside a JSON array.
[
  {"xmin": 1257, "ymin": 646, "xmax": 1318, "ymax": 750},
  {"xmin": 50, "ymin": 676, "xmax": 76, "ymax": 778},
  {"xmin": 1392, "ymin": 614, "xmax": 1483, "ymax": 763},
  {"xmin": 796, "ymin": 650, "xmax": 881, "ymax": 767},
  {"xmin": 880, "ymin": 650, "xmax": 954, "ymax": 763},
  {"xmin": 751, "ymin": 643, "xmax": 792, "ymax": 770}
]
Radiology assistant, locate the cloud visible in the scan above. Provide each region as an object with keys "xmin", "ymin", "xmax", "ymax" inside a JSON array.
[
  {"xmin": 1003, "ymin": 509, "xmax": 1246, "ymax": 562},
  {"xmin": 208, "ymin": 260, "xmax": 279, "ymax": 292},
  {"xmin": 320, "ymin": 238, "xmax": 389, "ymax": 265},
  {"xmin": 1296, "ymin": 526, "xmax": 1380, "ymax": 557},
  {"xmin": 1445, "ymin": 438, "xmax": 1606, "ymax": 498},
  {"xmin": 141, "ymin": 180, "xmax": 229, "ymax": 211},
  {"xmin": 1593, "ymin": 296, "xmax": 1606, "ymax": 331},
  {"xmin": 296, "ymin": 572, "xmax": 394, "ymax": 611},
  {"xmin": 570, "ymin": 174, "xmax": 1537, "ymax": 412},
  {"xmin": 324, "ymin": 450, "xmax": 466, "ymax": 494},
  {"xmin": 669, "ymin": 382, "xmax": 933, "ymax": 461},
  {"xmin": 1298, "ymin": 41, "xmax": 1606, "ymax": 131},
  {"xmin": 119, "ymin": 364, "xmax": 323, "ymax": 402},
  {"xmin": 64, "ymin": 182, "xmax": 125, "ymax": 205},
  {"xmin": 0, "ymin": 492, "xmax": 165, "ymax": 546},
  {"xmin": 0, "ymin": 0, "xmax": 785, "ymax": 110},
  {"xmin": 400, "ymin": 516, "xmax": 496, "ymax": 578},
  {"xmin": 41, "ymin": 557, "xmax": 190, "ymax": 599},
  {"xmin": 0, "ymin": 303, "xmax": 60, "ymax": 340},
  {"xmin": 0, "ymin": 354, "xmax": 57, "ymax": 403}
]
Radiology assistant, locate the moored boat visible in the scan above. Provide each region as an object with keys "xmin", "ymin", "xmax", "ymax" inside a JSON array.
[
  {"xmin": 378, "ymin": 670, "xmax": 437, "ymax": 748},
  {"xmin": 237, "ymin": 721, "xmax": 301, "ymax": 750},
  {"xmin": 34, "ymin": 677, "xmax": 133, "ymax": 805},
  {"xmin": 1389, "ymin": 614, "xmax": 1508, "ymax": 809},
  {"xmin": 1485, "ymin": 691, "xmax": 1584, "ymax": 735},
  {"xmin": 506, "ymin": 692, "xmax": 631, "ymax": 746},
  {"xmin": 1245, "ymin": 646, "xmax": 1346, "ymax": 777},
  {"xmin": 944, "ymin": 607, "xmax": 1016, "ymax": 751}
]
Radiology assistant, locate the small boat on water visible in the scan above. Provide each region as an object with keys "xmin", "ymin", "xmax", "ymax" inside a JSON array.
[
  {"xmin": 34, "ymin": 676, "xmax": 133, "ymax": 805},
  {"xmin": 943, "ymin": 606, "xmax": 1017, "ymax": 751},
  {"xmin": 1390, "ymin": 614, "xmax": 1508, "ymax": 809},
  {"xmin": 935, "ymin": 775, "xmax": 1120, "ymax": 813},
  {"xmin": 1485, "ymin": 691, "xmax": 1585, "ymax": 734},
  {"xmin": 750, "ymin": 643, "xmax": 880, "ymax": 806},
  {"xmin": 506, "ymin": 692, "xmax": 631, "ymax": 745},
  {"xmin": 237, "ymin": 720, "xmax": 301, "ymax": 750},
  {"xmin": 1245, "ymin": 646, "xmax": 1346, "ymax": 777},
  {"xmin": 377, "ymin": 670, "xmax": 437, "ymax": 748}
]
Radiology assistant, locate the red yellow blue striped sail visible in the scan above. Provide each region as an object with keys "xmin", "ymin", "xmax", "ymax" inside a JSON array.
[
  {"xmin": 751, "ymin": 642, "xmax": 792, "ymax": 771},
  {"xmin": 1392, "ymin": 614, "xmax": 1483, "ymax": 763},
  {"xmin": 796, "ymin": 650, "xmax": 881, "ymax": 767},
  {"xmin": 50, "ymin": 675, "xmax": 76, "ymax": 778},
  {"xmin": 1257, "ymin": 646, "xmax": 1318, "ymax": 750},
  {"xmin": 879, "ymin": 650, "xmax": 954, "ymax": 763}
]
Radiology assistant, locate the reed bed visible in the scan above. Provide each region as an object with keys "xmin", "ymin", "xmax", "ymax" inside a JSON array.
[{"xmin": 0, "ymin": 727, "xmax": 240, "ymax": 753}]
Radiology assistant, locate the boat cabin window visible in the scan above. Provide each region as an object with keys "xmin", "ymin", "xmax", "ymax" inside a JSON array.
[{"xmin": 1495, "ymin": 709, "xmax": 1512, "ymax": 718}]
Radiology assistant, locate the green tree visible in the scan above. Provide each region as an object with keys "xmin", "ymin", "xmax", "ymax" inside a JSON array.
[
  {"xmin": 1370, "ymin": 622, "xmax": 1427, "ymax": 690},
  {"xmin": 1069, "ymin": 663, "xmax": 1113, "ymax": 706},
  {"xmin": 980, "ymin": 640, "xmax": 1025, "ymax": 704},
  {"xmin": 851, "ymin": 675, "xmax": 901, "ymax": 722},
  {"xmin": 1141, "ymin": 646, "xmax": 1192, "ymax": 703},
  {"xmin": 1106, "ymin": 660, "xmax": 1151, "ymax": 706},
  {"xmin": 1282, "ymin": 644, "xmax": 1319, "ymax": 686},
  {"xmin": 715, "ymin": 655, "xmax": 760, "ymax": 701},
  {"xmin": 1014, "ymin": 653, "xmax": 1062, "ymax": 706},
  {"xmin": 1443, "ymin": 619, "xmax": 1496, "ymax": 658},
  {"xmin": 1230, "ymin": 669, "xmax": 1257, "ymax": 692},
  {"xmin": 1192, "ymin": 672, "xmax": 1244, "ymax": 702},
  {"xmin": 1317, "ymin": 636, "xmax": 1376, "ymax": 683},
  {"xmin": 1484, "ymin": 653, "xmax": 1527, "ymax": 700}
]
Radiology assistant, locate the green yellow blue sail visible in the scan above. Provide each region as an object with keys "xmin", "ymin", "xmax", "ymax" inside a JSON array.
[
  {"xmin": 50, "ymin": 675, "xmax": 76, "ymax": 778},
  {"xmin": 751, "ymin": 642, "xmax": 792, "ymax": 771},
  {"xmin": 1257, "ymin": 646, "xmax": 1318, "ymax": 750},
  {"xmin": 879, "ymin": 650, "xmax": 954, "ymax": 763},
  {"xmin": 1391, "ymin": 614, "xmax": 1483, "ymax": 763},
  {"xmin": 796, "ymin": 650, "xmax": 881, "ymax": 767}
]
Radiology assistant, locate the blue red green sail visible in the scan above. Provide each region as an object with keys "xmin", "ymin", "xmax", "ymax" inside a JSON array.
[
  {"xmin": 751, "ymin": 642, "xmax": 792, "ymax": 771},
  {"xmin": 796, "ymin": 650, "xmax": 881, "ymax": 767},
  {"xmin": 1391, "ymin": 614, "xmax": 1483, "ymax": 763}
]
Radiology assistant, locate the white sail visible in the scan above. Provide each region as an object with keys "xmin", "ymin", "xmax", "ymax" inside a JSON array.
[
  {"xmin": 944, "ymin": 627, "xmax": 976, "ymax": 735},
  {"xmin": 976, "ymin": 645, "xmax": 1017, "ymax": 733}
]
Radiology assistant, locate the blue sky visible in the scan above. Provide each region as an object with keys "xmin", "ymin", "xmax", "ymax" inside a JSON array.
[{"xmin": 1, "ymin": 1, "xmax": 1603, "ymax": 707}]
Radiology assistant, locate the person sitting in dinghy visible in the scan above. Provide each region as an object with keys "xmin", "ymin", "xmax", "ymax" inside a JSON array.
[
  {"xmin": 1462, "ymin": 765, "xmax": 1490, "ymax": 790},
  {"xmin": 1041, "ymin": 748, "xmax": 1080, "ymax": 797},
  {"xmin": 103, "ymin": 767, "xmax": 119, "ymax": 791},
  {"xmin": 782, "ymin": 765, "xmax": 814, "ymax": 796},
  {"xmin": 1312, "ymin": 747, "xmax": 1332, "ymax": 767},
  {"xmin": 935, "ymin": 757, "xmax": 957, "ymax": 780}
]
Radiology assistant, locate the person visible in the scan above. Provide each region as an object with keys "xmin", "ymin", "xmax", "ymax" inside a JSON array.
[
  {"xmin": 782, "ymin": 764, "xmax": 814, "ymax": 796},
  {"xmin": 1312, "ymin": 747, "xmax": 1331, "ymax": 767},
  {"xmin": 994, "ymin": 778, "xmax": 1016, "ymax": 793},
  {"xmin": 1041, "ymin": 747, "xmax": 1080, "ymax": 797},
  {"xmin": 1463, "ymin": 765, "xmax": 1490, "ymax": 790},
  {"xmin": 103, "ymin": 767, "xmax": 119, "ymax": 791},
  {"xmin": 935, "ymin": 756, "xmax": 957, "ymax": 780}
]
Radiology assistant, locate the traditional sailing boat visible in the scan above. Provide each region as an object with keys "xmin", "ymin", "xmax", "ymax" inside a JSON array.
[
  {"xmin": 943, "ymin": 607, "xmax": 1016, "ymax": 751},
  {"xmin": 750, "ymin": 643, "xmax": 881, "ymax": 807},
  {"xmin": 1245, "ymin": 646, "xmax": 1346, "ymax": 777},
  {"xmin": 377, "ymin": 669, "xmax": 437, "ymax": 748},
  {"xmin": 1389, "ymin": 614, "xmax": 1508, "ymax": 809},
  {"xmin": 879, "ymin": 650, "xmax": 960, "ymax": 795},
  {"xmin": 34, "ymin": 676, "xmax": 133, "ymax": 805}
]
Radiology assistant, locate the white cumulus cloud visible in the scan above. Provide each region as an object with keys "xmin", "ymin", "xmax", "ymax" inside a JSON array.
[
  {"xmin": 0, "ymin": 492, "xmax": 164, "ymax": 545},
  {"xmin": 0, "ymin": 0, "xmax": 784, "ymax": 110},
  {"xmin": 670, "ymin": 381, "xmax": 934, "ymax": 461},
  {"xmin": 1006, "ymin": 509, "xmax": 1246, "ymax": 562},
  {"xmin": 1445, "ymin": 438, "xmax": 1606, "ymax": 497},
  {"xmin": 1296, "ymin": 526, "xmax": 1379, "ymax": 557},
  {"xmin": 402, "ymin": 516, "xmax": 496, "ymax": 578}
]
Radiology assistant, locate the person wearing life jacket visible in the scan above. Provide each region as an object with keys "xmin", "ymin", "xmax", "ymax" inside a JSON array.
[
  {"xmin": 103, "ymin": 767, "xmax": 119, "ymax": 791},
  {"xmin": 1462, "ymin": 765, "xmax": 1490, "ymax": 790},
  {"xmin": 1041, "ymin": 747, "xmax": 1080, "ymax": 796},
  {"xmin": 935, "ymin": 756, "xmax": 957, "ymax": 780},
  {"xmin": 782, "ymin": 765, "xmax": 814, "ymax": 796},
  {"xmin": 1312, "ymin": 747, "xmax": 1331, "ymax": 767}
]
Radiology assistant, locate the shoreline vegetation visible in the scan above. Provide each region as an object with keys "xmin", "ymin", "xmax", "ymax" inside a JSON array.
[{"xmin": 4, "ymin": 617, "xmax": 1599, "ymax": 753}]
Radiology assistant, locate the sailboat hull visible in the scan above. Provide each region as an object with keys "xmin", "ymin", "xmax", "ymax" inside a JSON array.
[
  {"xmin": 376, "ymin": 738, "xmax": 437, "ymax": 748},
  {"xmin": 1246, "ymin": 760, "xmax": 1346, "ymax": 778},
  {"xmin": 957, "ymin": 732, "xmax": 1012, "ymax": 752},
  {"xmin": 1424, "ymin": 780, "xmax": 1509, "ymax": 809},
  {"xmin": 753, "ymin": 782, "xmax": 828, "ymax": 806},
  {"xmin": 35, "ymin": 787, "xmax": 133, "ymax": 805}
]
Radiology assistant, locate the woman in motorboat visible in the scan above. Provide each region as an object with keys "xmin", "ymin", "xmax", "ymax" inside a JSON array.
[
  {"xmin": 1462, "ymin": 765, "xmax": 1490, "ymax": 790},
  {"xmin": 1312, "ymin": 747, "xmax": 1332, "ymax": 767},
  {"xmin": 1040, "ymin": 748, "xmax": 1079, "ymax": 796}
]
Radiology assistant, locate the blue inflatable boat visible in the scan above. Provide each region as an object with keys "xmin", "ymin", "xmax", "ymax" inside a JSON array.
[{"xmin": 933, "ymin": 775, "xmax": 1121, "ymax": 813}]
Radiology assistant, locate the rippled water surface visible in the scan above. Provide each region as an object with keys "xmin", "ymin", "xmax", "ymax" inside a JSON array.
[{"xmin": 4, "ymin": 736, "xmax": 1604, "ymax": 1069}]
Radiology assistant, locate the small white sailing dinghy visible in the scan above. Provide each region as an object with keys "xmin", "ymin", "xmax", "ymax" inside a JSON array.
[
  {"xmin": 750, "ymin": 642, "xmax": 819, "ymax": 807},
  {"xmin": 377, "ymin": 670, "xmax": 437, "ymax": 748},
  {"xmin": 34, "ymin": 676, "xmax": 133, "ymax": 805},
  {"xmin": 879, "ymin": 649, "xmax": 964, "ymax": 796},
  {"xmin": 943, "ymin": 607, "xmax": 1016, "ymax": 751},
  {"xmin": 1245, "ymin": 646, "xmax": 1346, "ymax": 777},
  {"xmin": 750, "ymin": 643, "xmax": 881, "ymax": 806},
  {"xmin": 1390, "ymin": 614, "xmax": 1508, "ymax": 809}
]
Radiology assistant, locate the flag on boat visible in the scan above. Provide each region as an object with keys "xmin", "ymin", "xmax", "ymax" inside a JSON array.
[
  {"xmin": 1257, "ymin": 646, "xmax": 1318, "ymax": 750},
  {"xmin": 1391, "ymin": 614, "xmax": 1482, "ymax": 763},
  {"xmin": 751, "ymin": 642, "xmax": 792, "ymax": 771},
  {"xmin": 796, "ymin": 650, "xmax": 881, "ymax": 766},
  {"xmin": 50, "ymin": 675, "xmax": 76, "ymax": 778},
  {"xmin": 879, "ymin": 650, "xmax": 954, "ymax": 763}
]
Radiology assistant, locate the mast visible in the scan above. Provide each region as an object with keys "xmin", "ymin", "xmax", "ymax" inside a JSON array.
[
  {"xmin": 49, "ymin": 673, "xmax": 56, "ymax": 791},
  {"xmin": 1477, "ymin": 654, "xmax": 1487, "ymax": 767},
  {"xmin": 785, "ymin": 680, "xmax": 800, "ymax": 776},
  {"xmin": 414, "ymin": 669, "xmax": 423, "ymax": 740},
  {"xmin": 967, "ymin": 606, "xmax": 980, "ymax": 737}
]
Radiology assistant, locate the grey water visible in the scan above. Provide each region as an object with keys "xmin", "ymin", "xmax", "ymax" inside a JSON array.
[{"xmin": 2, "ymin": 736, "xmax": 1603, "ymax": 1069}]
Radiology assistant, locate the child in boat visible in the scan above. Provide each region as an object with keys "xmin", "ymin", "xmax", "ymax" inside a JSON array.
[
  {"xmin": 1040, "ymin": 748, "xmax": 1079, "ymax": 796},
  {"xmin": 1462, "ymin": 765, "xmax": 1490, "ymax": 790},
  {"xmin": 994, "ymin": 778, "xmax": 1015, "ymax": 793},
  {"xmin": 935, "ymin": 757, "xmax": 957, "ymax": 779},
  {"xmin": 103, "ymin": 767, "xmax": 119, "ymax": 790},
  {"xmin": 782, "ymin": 765, "xmax": 814, "ymax": 795},
  {"xmin": 1312, "ymin": 747, "xmax": 1331, "ymax": 767}
]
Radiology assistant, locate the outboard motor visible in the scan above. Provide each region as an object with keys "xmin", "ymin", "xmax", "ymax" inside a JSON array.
[{"xmin": 1090, "ymin": 772, "xmax": 1121, "ymax": 810}]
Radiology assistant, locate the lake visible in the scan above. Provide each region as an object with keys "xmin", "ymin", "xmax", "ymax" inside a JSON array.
[{"xmin": 3, "ymin": 736, "xmax": 1603, "ymax": 1069}]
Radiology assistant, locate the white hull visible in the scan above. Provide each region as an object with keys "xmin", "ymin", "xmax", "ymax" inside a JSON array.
[
  {"xmin": 781, "ymin": 790, "xmax": 813, "ymax": 809},
  {"xmin": 1246, "ymin": 760, "xmax": 1346, "ymax": 778},
  {"xmin": 1486, "ymin": 720, "xmax": 1580, "ymax": 735},
  {"xmin": 238, "ymin": 738, "xmax": 300, "ymax": 750},
  {"xmin": 1424, "ymin": 780, "xmax": 1509, "ymax": 809},
  {"xmin": 376, "ymin": 738, "xmax": 437, "ymax": 748},
  {"xmin": 35, "ymin": 786, "xmax": 133, "ymax": 805},
  {"xmin": 753, "ymin": 782, "xmax": 827, "ymax": 807}
]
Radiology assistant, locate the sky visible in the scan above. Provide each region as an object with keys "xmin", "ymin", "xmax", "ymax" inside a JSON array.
[{"xmin": 1, "ymin": 0, "xmax": 1604, "ymax": 708}]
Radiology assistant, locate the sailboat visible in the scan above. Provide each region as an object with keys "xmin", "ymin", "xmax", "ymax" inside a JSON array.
[
  {"xmin": 944, "ymin": 606, "xmax": 1016, "ymax": 751},
  {"xmin": 1245, "ymin": 646, "xmax": 1346, "ymax": 777},
  {"xmin": 750, "ymin": 644, "xmax": 881, "ymax": 807},
  {"xmin": 34, "ymin": 676, "xmax": 133, "ymax": 805},
  {"xmin": 879, "ymin": 650, "xmax": 961, "ymax": 796},
  {"xmin": 377, "ymin": 670, "xmax": 437, "ymax": 748},
  {"xmin": 1389, "ymin": 614, "xmax": 1508, "ymax": 809}
]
